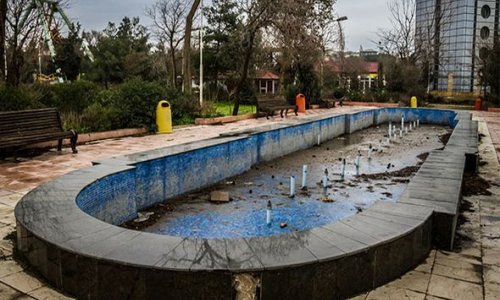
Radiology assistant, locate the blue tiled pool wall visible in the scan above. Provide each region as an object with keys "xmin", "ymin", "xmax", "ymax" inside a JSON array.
[
  {"xmin": 374, "ymin": 108, "xmax": 457, "ymax": 128},
  {"xmin": 76, "ymin": 170, "xmax": 137, "ymax": 225},
  {"xmin": 76, "ymin": 108, "xmax": 457, "ymax": 225}
]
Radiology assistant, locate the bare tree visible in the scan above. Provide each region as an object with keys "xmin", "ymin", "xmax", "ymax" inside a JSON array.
[
  {"xmin": 377, "ymin": 0, "xmax": 455, "ymax": 92},
  {"xmin": 265, "ymin": 0, "xmax": 336, "ymax": 94},
  {"xmin": 5, "ymin": 0, "xmax": 41, "ymax": 86},
  {"xmin": 3, "ymin": 0, "xmax": 72, "ymax": 86},
  {"xmin": 230, "ymin": 0, "xmax": 274, "ymax": 115},
  {"xmin": 146, "ymin": 0, "xmax": 189, "ymax": 88},
  {"xmin": 414, "ymin": 0, "xmax": 454, "ymax": 91},
  {"xmin": 182, "ymin": 0, "xmax": 200, "ymax": 95},
  {"xmin": 377, "ymin": 0, "xmax": 416, "ymax": 61}
]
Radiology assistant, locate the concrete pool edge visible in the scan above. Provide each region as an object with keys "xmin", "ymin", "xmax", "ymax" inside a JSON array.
[{"xmin": 14, "ymin": 108, "xmax": 477, "ymax": 299}]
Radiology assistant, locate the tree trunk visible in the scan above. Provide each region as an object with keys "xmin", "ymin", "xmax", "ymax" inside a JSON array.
[
  {"xmin": 169, "ymin": 43, "xmax": 177, "ymax": 88},
  {"xmin": 6, "ymin": 49, "xmax": 22, "ymax": 87},
  {"xmin": 182, "ymin": 0, "xmax": 200, "ymax": 95},
  {"xmin": 232, "ymin": 29, "xmax": 256, "ymax": 116},
  {"xmin": 0, "ymin": 0, "xmax": 6, "ymax": 82}
]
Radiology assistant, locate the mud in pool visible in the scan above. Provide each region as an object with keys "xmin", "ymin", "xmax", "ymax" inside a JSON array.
[{"xmin": 123, "ymin": 125, "xmax": 451, "ymax": 238}]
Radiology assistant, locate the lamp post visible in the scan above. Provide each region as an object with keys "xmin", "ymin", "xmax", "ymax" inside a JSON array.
[
  {"xmin": 199, "ymin": 0, "xmax": 204, "ymax": 107},
  {"xmin": 335, "ymin": 16, "xmax": 348, "ymax": 89}
]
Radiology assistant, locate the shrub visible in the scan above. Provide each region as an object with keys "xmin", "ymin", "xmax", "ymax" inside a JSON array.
[
  {"xmin": 114, "ymin": 78, "xmax": 167, "ymax": 130},
  {"xmin": 0, "ymin": 85, "xmax": 44, "ymax": 111},
  {"xmin": 48, "ymin": 80, "xmax": 101, "ymax": 113},
  {"xmin": 81, "ymin": 103, "xmax": 123, "ymax": 132},
  {"xmin": 163, "ymin": 88, "xmax": 201, "ymax": 123}
]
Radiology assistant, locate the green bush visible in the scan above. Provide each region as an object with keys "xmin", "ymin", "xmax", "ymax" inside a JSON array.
[
  {"xmin": 48, "ymin": 80, "xmax": 101, "ymax": 113},
  {"xmin": 82, "ymin": 103, "xmax": 123, "ymax": 132},
  {"xmin": 1, "ymin": 79, "xmax": 204, "ymax": 132},
  {"xmin": 114, "ymin": 78, "xmax": 167, "ymax": 130},
  {"xmin": 0, "ymin": 85, "xmax": 44, "ymax": 111},
  {"xmin": 163, "ymin": 88, "xmax": 201, "ymax": 124}
]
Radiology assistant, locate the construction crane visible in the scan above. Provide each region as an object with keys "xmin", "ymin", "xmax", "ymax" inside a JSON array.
[{"xmin": 17, "ymin": 0, "xmax": 94, "ymax": 83}]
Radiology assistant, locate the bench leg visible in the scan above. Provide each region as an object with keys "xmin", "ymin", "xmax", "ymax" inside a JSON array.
[
  {"xmin": 280, "ymin": 109, "xmax": 285, "ymax": 118},
  {"xmin": 294, "ymin": 106, "xmax": 298, "ymax": 116},
  {"xmin": 57, "ymin": 139, "xmax": 63, "ymax": 151},
  {"xmin": 70, "ymin": 130, "xmax": 78, "ymax": 154}
]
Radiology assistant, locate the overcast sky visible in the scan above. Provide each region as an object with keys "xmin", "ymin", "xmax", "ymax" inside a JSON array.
[{"xmin": 66, "ymin": 0, "xmax": 392, "ymax": 51}]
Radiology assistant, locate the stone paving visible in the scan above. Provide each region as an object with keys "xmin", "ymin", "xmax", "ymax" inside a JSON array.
[{"xmin": 0, "ymin": 107, "xmax": 498, "ymax": 299}]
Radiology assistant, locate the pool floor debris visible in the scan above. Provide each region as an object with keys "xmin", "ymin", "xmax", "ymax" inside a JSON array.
[{"xmin": 124, "ymin": 125, "xmax": 450, "ymax": 238}]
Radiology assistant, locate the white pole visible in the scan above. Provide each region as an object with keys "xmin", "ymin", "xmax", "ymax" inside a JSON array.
[
  {"xmin": 417, "ymin": 119, "xmax": 420, "ymax": 127},
  {"xmin": 266, "ymin": 201, "xmax": 272, "ymax": 226},
  {"xmin": 199, "ymin": 0, "xmax": 204, "ymax": 107},
  {"xmin": 301, "ymin": 165, "xmax": 308, "ymax": 189},
  {"xmin": 317, "ymin": 134, "xmax": 321, "ymax": 146},
  {"xmin": 401, "ymin": 116, "xmax": 404, "ymax": 130},
  {"xmin": 290, "ymin": 176, "xmax": 296, "ymax": 198}
]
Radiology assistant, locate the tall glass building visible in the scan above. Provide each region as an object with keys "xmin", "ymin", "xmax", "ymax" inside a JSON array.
[{"xmin": 416, "ymin": 0, "xmax": 499, "ymax": 93}]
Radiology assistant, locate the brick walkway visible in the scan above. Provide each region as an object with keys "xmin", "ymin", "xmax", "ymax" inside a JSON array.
[
  {"xmin": 478, "ymin": 111, "xmax": 500, "ymax": 163},
  {"xmin": 0, "ymin": 108, "xmax": 499, "ymax": 299}
]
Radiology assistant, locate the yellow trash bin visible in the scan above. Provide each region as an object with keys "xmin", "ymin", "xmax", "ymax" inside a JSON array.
[
  {"xmin": 411, "ymin": 96, "xmax": 418, "ymax": 108},
  {"xmin": 156, "ymin": 100, "xmax": 172, "ymax": 134}
]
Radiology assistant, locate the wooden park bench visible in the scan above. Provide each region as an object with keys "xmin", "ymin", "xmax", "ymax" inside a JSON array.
[
  {"xmin": 0, "ymin": 108, "xmax": 78, "ymax": 154},
  {"xmin": 319, "ymin": 95, "xmax": 346, "ymax": 108},
  {"xmin": 257, "ymin": 95, "xmax": 298, "ymax": 119}
]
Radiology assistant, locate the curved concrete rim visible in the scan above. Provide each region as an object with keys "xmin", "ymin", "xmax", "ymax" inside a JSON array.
[{"xmin": 14, "ymin": 108, "xmax": 464, "ymax": 275}]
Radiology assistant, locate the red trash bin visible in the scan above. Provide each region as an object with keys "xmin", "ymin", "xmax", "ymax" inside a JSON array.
[
  {"xmin": 296, "ymin": 93, "xmax": 306, "ymax": 113},
  {"xmin": 474, "ymin": 98, "xmax": 482, "ymax": 111}
]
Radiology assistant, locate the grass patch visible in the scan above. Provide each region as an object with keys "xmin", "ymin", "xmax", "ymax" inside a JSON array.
[{"xmin": 214, "ymin": 102, "xmax": 256, "ymax": 116}]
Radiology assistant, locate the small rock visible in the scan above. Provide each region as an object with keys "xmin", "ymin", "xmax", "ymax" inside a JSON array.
[
  {"xmin": 133, "ymin": 212, "xmax": 154, "ymax": 223},
  {"xmin": 321, "ymin": 197, "xmax": 334, "ymax": 203},
  {"xmin": 271, "ymin": 175, "xmax": 275, "ymax": 179},
  {"xmin": 280, "ymin": 223, "xmax": 288, "ymax": 228},
  {"xmin": 210, "ymin": 191, "xmax": 230, "ymax": 202},
  {"xmin": 248, "ymin": 189, "xmax": 253, "ymax": 194}
]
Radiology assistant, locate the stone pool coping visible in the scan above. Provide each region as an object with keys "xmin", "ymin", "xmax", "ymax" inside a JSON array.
[{"xmin": 14, "ymin": 108, "xmax": 478, "ymax": 299}]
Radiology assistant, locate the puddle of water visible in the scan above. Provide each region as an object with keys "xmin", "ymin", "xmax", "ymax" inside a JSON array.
[{"xmin": 132, "ymin": 125, "xmax": 450, "ymax": 238}]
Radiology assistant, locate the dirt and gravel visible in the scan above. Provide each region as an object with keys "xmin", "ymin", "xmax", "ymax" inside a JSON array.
[{"xmin": 124, "ymin": 125, "xmax": 451, "ymax": 235}]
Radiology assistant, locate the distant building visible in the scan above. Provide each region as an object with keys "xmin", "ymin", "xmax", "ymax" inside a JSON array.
[
  {"xmin": 325, "ymin": 60, "xmax": 381, "ymax": 93},
  {"xmin": 416, "ymin": 0, "xmax": 499, "ymax": 93},
  {"xmin": 254, "ymin": 70, "xmax": 279, "ymax": 94}
]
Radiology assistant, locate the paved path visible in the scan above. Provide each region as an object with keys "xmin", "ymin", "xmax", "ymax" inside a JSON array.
[
  {"xmin": 349, "ymin": 112, "xmax": 500, "ymax": 300},
  {"xmin": 0, "ymin": 108, "xmax": 499, "ymax": 299}
]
